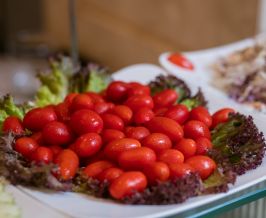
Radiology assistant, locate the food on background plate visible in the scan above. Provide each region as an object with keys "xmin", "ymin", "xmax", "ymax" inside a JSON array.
[
  {"xmin": 0, "ymin": 56, "xmax": 265, "ymax": 205},
  {"xmin": 212, "ymin": 40, "xmax": 266, "ymax": 112}
]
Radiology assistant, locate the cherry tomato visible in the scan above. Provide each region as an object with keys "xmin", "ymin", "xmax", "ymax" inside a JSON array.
[
  {"xmin": 153, "ymin": 107, "xmax": 168, "ymax": 116},
  {"xmin": 127, "ymin": 85, "xmax": 150, "ymax": 97},
  {"xmin": 183, "ymin": 120, "xmax": 211, "ymax": 140},
  {"xmin": 146, "ymin": 116, "xmax": 184, "ymax": 142},
  {"xmin": 97, "ymin": 167, "xmax": 124, "ymax": 183},
  {"xmin": 109, "ymin": 171, "xmax": 147, "ymax": 199},
  {"xmin": 174, "ymin": 138, "xmax": 197, "ymax": 159},
  {"xmin": 158, "ymin": 149, "xmax": 184, "ymax": 165},
  {"xmin": 124, "ymin": 95, "xmax": 154, "ymax": 111},
  {"xmin": 64, "ymin": 93, "xmax": 78, "ymax": 106},
  {"xmin": 195, "ymin": 137, "xmax": 213, "ymax": 155},
  {"xmin": 94, "ymin": 102, "xmax": 114, "ymax": 114},
  {"xmin": 125, "ymin": 126, "xmax": 150, "ymax": 141},
  {"xmin": 49, "ymin": 145, "xmax": 62, "ymax": 156},
  {"xmin": 106, "ymin": 81, "xmax": 128, "ymax": 102},
  {"xmin": 74, "ymin": 133, "xmax": 102, "ymax": 158},
  {"xmin": 54, "ymin": 149, "xmax": 79, "ymax": 180},
  {"xmin": 2, "ymin": 116, "xmax": 24, "ymax": 134},
  {"xmin": 31, "ymin": 146, "xmax": 53, "ymax": 164},
  {"xmin": 185, "ymin": 155, "xmax": 216, "ymax": 179},
  {"xmin": 111, "ymin": 105, "xmax": 133, "ymax": 124},
  {"xmin": 23, "ymin": 107, "xmax": 57, "ymax": 131},
  {"xmin": 70, "ymin": 109, "xmax": 103, "ymax": 135},
  {"xmin": 104, "ymin": 138, "xmax": 141, "ymax": 161},
  {"xmin": 143, "ymin": 161, "xmax": 170, "ymax": 185},
  {"xmin": 153, "ymin": 89, "xmax": 178, "ymax": 108},
  {"xmin": 212, "ymin": 108, "xmax": 235, "ymax": 129},
  {"xmin": 101, "ymin": 113, "xmax": 124, "ymax": 131},
  {"xmin": 142, "ymin": 133, "xmax": 172, "ymax": 154},
  {"xmin": 168, "ymin": 53, "xmax": 194, "ymax": 71},
  {"xmin": 54, "ymin": 102, "xmax": 70, "ymax": 122},
  {"xmin": 118, "ymin": 147, "xmax": 156, "ymax": 170},
  {"xmin": 189, "ymin": 106, "xmax": 212, "ymax": 128},
  {"xmin": 30, "ymin": 132, "xmax": 44, "ymax": 145},
  {"xmin": 42, "ymin": 121, "xmax": 72, "ymax": 145},
  {"xmin": 70, "ymin": 94, "xmax": 94, "ymax": 112},
  {"xmin": 14, "ymin": 137, "xmax": 38, "ymax": 158},
  {"xmin": 168, "ymin": 163, "xmax": 195, "ymax": 179},
  {"xmin": 83, "ymin": 160, "xmax": 114, "ymax": 178},
  {"xmin": 133, "ymin": 107, "xmax": 154, "ymax": 124},
  {"xmin": 102, "ymin": 129, "xmax": 125, "ymax": 144},
  {"xmin": 85, "ymin": 92, "xmax": 105, "ymax": 103},
  {"xmin": 164, "ymin": 104, "xmax": 189, "ymax": 124}
]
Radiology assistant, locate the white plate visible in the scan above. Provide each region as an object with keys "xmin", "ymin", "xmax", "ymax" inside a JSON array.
[{"xmin": 8, "ymin": 40, "xmax": 266, "ymax": 218}]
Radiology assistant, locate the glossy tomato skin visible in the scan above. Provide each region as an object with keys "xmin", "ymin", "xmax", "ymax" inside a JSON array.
[
  {"xmin": 70, "ymin": 109, "xmax": 103, "ymax": 135},
  {"xmin": 133, "ymin": 108, "xmax": 154, "ymax": 124},
  {"xmin": 14, "ymin": 137, "xmax": 39, "ymax": 158},
  {"xmin": 64, "ymin": 93, "xmax": 78, "ymax": 106},
  {"xmin": 70, "ymin": 94, "xmax": 94, "ymax": 112},
  {"xmin": 74, "ymin": 133, "xmax": 102, "ymax": 158},
  {"xmin": 97, "ymin": 167, "xmax": 124, "ymax": 183},
  {"xmin": 94, "ymin": 102, "xmax": 114, "ymax": 114},
  {"xmin": 125, "ymin": 126, "xmax": 150, "ymax": 141},
  {"xmin": 146, "ymin": 116, "xmax": 184, "ymax": 142},
  {"xmin": 111, "ymin": 105, "xmax": 133, "ymax": 124},
  {"xmin": 124, "ymin": 95, "xmax": 154, "ymax": 111},
  {"xmin": 102, "ymin": 129, "xmax": 125, "ymax": 144},
  {"xmin": 164, "ymin": 104, "xmax": 189, "ymax": 124},
  {"xmin": 183, "ymin": 120, "xmax": 211, "ymax": 140},
  {"xmin": 212, "ymin": 108, "xmax": 235, "ymax": 129},
  {"xmin": 174, "ymin": 138, "xmax": 197, "ymax": 159},
  {"xmin": 189, "ymin": 106, "xmax": 212, "ymax": 128},
  {"xmin": 42, "ymin": 121, "xmax": 72, "ymax": 145},
  {"xmin": 153, "ymin": 89, "xmax": 178, "ymax": 108},
  {"xmin": 109, "ymin": 171, "xmax": 147, "ymax": 199},
  {"xmin": 101, "ymin": 113, "xmax": 124, "ymax": 131},
  {"xmin": 104, "ymin": 138, "xmax": 141, "ymax": 162},
  {"xmin": 158, "ymin": 149, "xmax": 184, "ymax": 165},
  {"xmin": 127, "ymin": 85, "xmax": 150, "ymax": 97},
  {"xmin": 30, "ymin": 132, "xmax": 44, "ymax": 145},
  {"xmin": 54, "ymin": 149, "xmax": 79, "ymax": 180},
  {"xmin": 31, "ymin": 146, "xmax": 53, "ymax": 164},
  {"xmin": 23, "ymin": 107, "xmax": 57, "ymax": 131},
  {"xmin": 106, "ymin": 81, "xmax": 128, "ymax": 102},
  {"xmin": 54, "ymin": 102, "xmax": 70, "ymax": 122},
  {"xmin": 195, "ymin": 137, "xmax": 213, "ymax": 155},
  {"xmin": 185, "ymin": 155, "xmax": 216, "ymax": 179},
  {"xmin": 83, "ymin": 160, "xmax": 114, "ymax": 178},
  {"xmin": 142, "ymin": 133, "xmax": 172, "ymax": 154},
  {"xmin": 2, "ymin": 116, "xmax": 24, "ymax": 134},
  {"xmin": 168, "ymin": 163, "xmax": 195, "ymax": 179},
  {"xmin": 143, "ymin": 161, "xmax": 170, "ymax": 185},
  {"xmin": 85, "ymin": 92, "xmax": 105, "ymax": 103},
  {"xmin": 118, "ymin": 147, "xmax": 156, "ymax": 170}
]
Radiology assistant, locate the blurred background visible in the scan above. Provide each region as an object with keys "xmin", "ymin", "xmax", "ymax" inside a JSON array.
[{"xmin": 0, "ymin": 0, "xmax": 264, "ymax": 100}]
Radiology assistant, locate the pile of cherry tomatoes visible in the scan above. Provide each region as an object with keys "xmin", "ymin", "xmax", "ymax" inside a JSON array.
[{"xmin": 2, "ymin": 80, "xmax": 234, "ymax": 200}]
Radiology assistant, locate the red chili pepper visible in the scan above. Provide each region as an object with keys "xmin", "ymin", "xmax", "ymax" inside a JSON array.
[{"xmin": 168, "ymin": 53, "xmax": 194, "ymax": 71}]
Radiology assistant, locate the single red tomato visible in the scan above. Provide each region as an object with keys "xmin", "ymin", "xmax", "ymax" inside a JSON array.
[
  {"xmin": 49, "ymin": 145, "xmax": 62, "ymax": 156},
  {"xmin": 146, "ymin": 116, "xmax": 184, "ymax": 142},
  {"xmin": 109, "ymin": 171, "xmax": 147, "ymax": 199},
  {"xmin": 183, "ymin": 120, "xmax": 210, "ymax": 140},
  {"xmin": 212, "ymin": 108, "xmax": 235, "ymax": 129},
  {"xmin": 104, "ymin": 138, "xmax": 141, "ymax": 162},
  {"xmin": 127, "ymin": 85, "xmax": 150, "ymax": 97},
  {"xmin": 125, "ymin": 126, "xmax": 150, "ymax": 141},
  {"xmin": 195, "ymin": 137, "xmax": 213, "ymax": 155},
  {"xmin": 143, "ymin": 161, "xmax": 170, "ymax": 185},
  {"xmin": 164, "ymin": 104, "xmax": 189, "ymax": 124},
  {"xmin": 54, "ymin": 102, "xmax": 70, "ymax": 122},
  {"xmin": 23, "ymin": 107, "xmax": 57, "ymax": 131},
  {"xmin": 101, "ymin": 113, "xmax": 124, "ymax": 131},
  {"xmin": 168, "ymin": 163, "xmax": 195, "ymax": 179},
  {"xmin": 70, "ymin": 109, "xmax": 103, "ymax": 135},
  {"xmin": 64, "ymin": 93, "xmax": 78, "ymax": 107},
  {"xmin": 97, "ymin": 167, "xmax": 124, "ymax": 183},
  {"xmin": 85, "ymin": 92, "xmax": 105, "ymax": 103},
  {"xmin": 111, "ymin": 105, "xmax": 133, "ymax": 124},
  {"xmin": 74, "ymin": 133, "xmax": 102, "ymax": 158},
  {"xmin": 133, "ymin": 107, "xmax": 154, "ymax": 124},
  {"xmin": 14, "ymin": 137, "xmax": 38, "ymax": 158},
  {"xmin": 54, "ymin": 149, "xmax": 79, "ymax": 180},
  {"xmin": 42, "ymin": 121, "xmax": 72, "ymax": 145},
  {"xmin": 153, "ymin": 89, "xmax": 178, "ymax": 108},
  {"xmin": 83, "ymin": 160, "xmax": 114, "ymax": 178},
  {"xmin": 106, "ymin": 81, "xmax": 129, "ymax": 102},
  {"xmin": 189, "ymin": 106, "xmax": 212, "ymax": 128},
  {"xmin": 118, "ymin": 147, "xmax": 156, "ymax": 170},
  {"xmin": 2, "ymin": 116, "xmax": 24, "ymax": 134},
  {"xmin": 142, "ymin": 133, "xmax": 172, "ymax": 154},
  {"xmin": 185, "ymin": 155, "xmax": 216, "ymax": 179},
  {"xmin": 158, "ymin": 149, "xmax": 184, "ymax": 165},
  {"xmin": 174, "ymin": 138, "xmax": 197, "ymax": 159},
  {"xmin": 124, "ymin": 95, "xmax": 154, "ymax": 111},
  {"xmin": 70, "ymin": 94, "xmax": 94, "ymax": 112},
  {"xmin": 168, "ymin": 53, "xmax": 194, "ymax": 71},
  {"xmin": 94, "ymin": 102, "xmax": 114, "ymax": 114},
  {"xmin": 102, "ymin": 129, "xmax": 125, "ymax": 143},
  {"xmin": 31, "ymin": 146, "xmax": 53, "ymax": 164}
]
